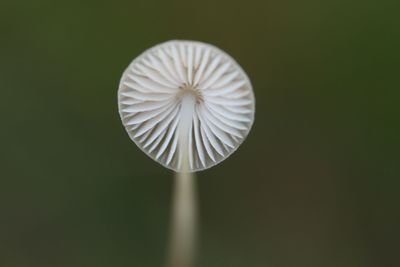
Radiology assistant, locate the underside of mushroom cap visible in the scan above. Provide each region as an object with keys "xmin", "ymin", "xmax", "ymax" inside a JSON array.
[{"xmin": 118, "ymin": 40, "xmax": 255, "ymax": 172}]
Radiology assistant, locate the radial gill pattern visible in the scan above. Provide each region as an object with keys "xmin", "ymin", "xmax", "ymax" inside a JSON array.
[{"xmin": 118, "ymin": 40, "xmax": 255, "ymax": 172}]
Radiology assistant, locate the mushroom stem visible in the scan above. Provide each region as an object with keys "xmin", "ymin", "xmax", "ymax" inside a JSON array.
[
  {"xmin": 178, "ymin": 92, "xmax": 196, "ymax": 172},
  {"xmin": 167, "ymin": 171, "xmax": 198, "ymax": 267},
  {"xmin": 167, "ymin": 92, "xmax": 198, "ymax": 267}
]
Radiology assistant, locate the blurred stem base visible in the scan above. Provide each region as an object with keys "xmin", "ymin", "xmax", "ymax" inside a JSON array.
[{"xmin": 166, "ymin": 171, "xmax": 198, "ymax": 267}]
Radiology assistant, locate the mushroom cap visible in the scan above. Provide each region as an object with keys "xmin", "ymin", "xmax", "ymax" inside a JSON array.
[{"xmin": 118, "ymin": 40, "xmax": 255, "ymax": 172}]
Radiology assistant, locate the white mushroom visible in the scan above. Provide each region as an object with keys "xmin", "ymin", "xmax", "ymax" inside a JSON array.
[{"xmin": 118, "ymin": 40, "xmax": 255, "ymax": 172}]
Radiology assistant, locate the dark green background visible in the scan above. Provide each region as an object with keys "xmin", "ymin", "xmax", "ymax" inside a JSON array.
[{"xmin": 1, "ymin": 0, "xmax": 399, "ymax": 266}]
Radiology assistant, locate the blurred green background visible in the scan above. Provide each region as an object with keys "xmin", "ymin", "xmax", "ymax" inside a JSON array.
[{"xmin": 1, "ymin": 0, "xmax": 399, "ymax": 266}]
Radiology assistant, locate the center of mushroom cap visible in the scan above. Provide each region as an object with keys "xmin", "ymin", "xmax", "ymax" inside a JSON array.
[{"xmin": 178, "ymin": 83, "xmax": 203, "ymax": 104}]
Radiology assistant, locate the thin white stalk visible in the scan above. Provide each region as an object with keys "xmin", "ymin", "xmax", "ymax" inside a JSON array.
[
  {"xmin": 166, "ymin": 93, "xmax": 198, "ymax": 267},
  {"xmin": 167, "ymin": 170, "xmax": 197, "ymax": 267}
]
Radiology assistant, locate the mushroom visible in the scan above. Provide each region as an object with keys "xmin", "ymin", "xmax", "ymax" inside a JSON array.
[
  {"xmin": 118, "ymin": 40, "xmax": 255, "ymax": 172},
  {"xmin": 118, "ymin": 40, "xmax": 255, "ymax": 267}
]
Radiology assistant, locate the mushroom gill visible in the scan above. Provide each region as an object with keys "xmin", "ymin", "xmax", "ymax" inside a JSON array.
[{"xmin": 118, "ymin": 40, "xmax": 255, "ymax": 172}]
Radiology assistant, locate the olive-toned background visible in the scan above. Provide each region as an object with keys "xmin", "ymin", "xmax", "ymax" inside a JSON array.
[{"xmin": 1, "ymin": 0, "xmax": 399, "ymax": 266}]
